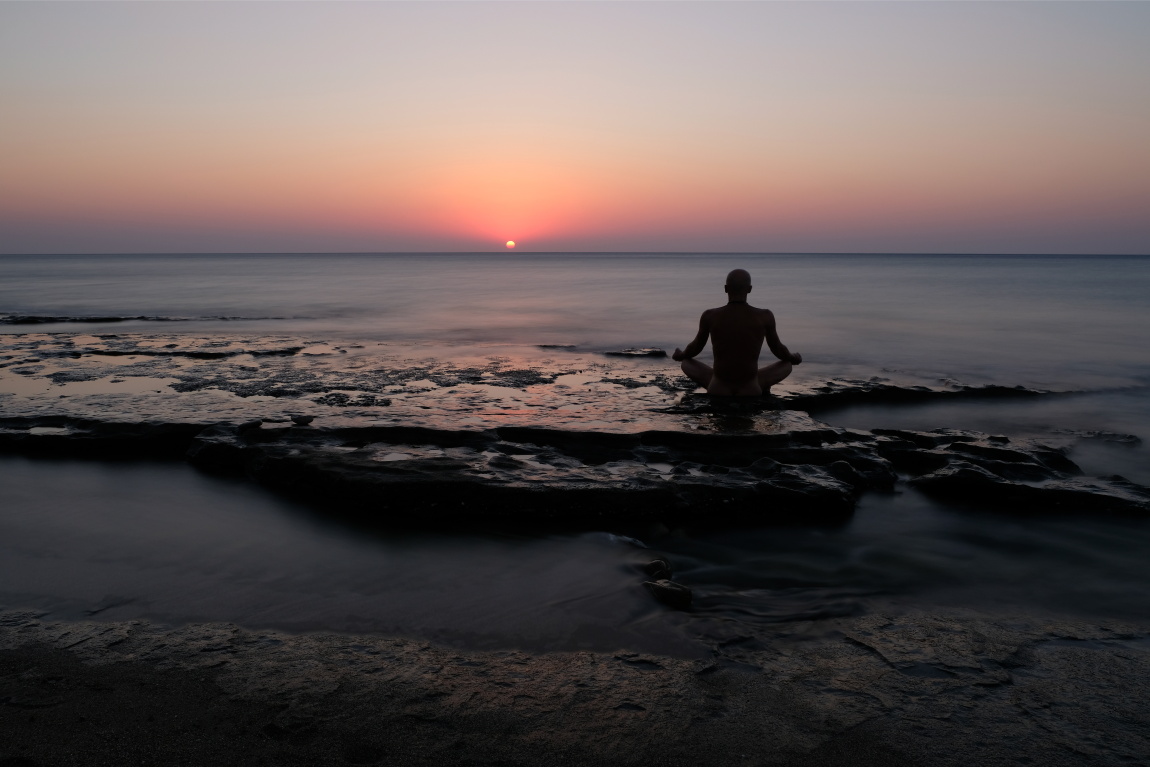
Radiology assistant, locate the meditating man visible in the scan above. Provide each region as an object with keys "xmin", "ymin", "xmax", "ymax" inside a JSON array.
[{"xmin": 672, "ymin": 269, "xmax": 802, "ymax": 396}]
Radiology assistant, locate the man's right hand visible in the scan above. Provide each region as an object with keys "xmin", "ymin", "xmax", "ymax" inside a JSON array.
[
  {"xmin": 789, "ymin": 352, "xmax": 802, "ymax": 365},
  {"xmin": 672, "ymin": 347, "xmax": 686, "ymax": 361}
]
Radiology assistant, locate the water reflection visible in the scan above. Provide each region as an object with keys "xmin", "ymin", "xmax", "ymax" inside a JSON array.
[{"xmin": 4, "ymin": 455, "xmax": 1150, "ymax": 657}]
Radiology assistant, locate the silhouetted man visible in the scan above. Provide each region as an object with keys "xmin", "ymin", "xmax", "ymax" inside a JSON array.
[{"xmin": 672, "ymin": 269, "xmax": 802, "ymax": 396}]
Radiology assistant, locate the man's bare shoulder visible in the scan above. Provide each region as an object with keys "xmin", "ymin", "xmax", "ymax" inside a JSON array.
[{"xmin": 747, "ymin": 305, "xmax": 776, "ymax": 322}]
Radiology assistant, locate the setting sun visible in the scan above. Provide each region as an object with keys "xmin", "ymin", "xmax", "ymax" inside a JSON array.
[{"xmin": 506, "ymin": 241, "xmax": 516, "ymax": 249}]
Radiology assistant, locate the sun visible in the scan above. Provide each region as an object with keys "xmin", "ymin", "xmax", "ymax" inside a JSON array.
[{"xmin": 506, "ymin": 240, "xmax": 516, "ymax": 249}]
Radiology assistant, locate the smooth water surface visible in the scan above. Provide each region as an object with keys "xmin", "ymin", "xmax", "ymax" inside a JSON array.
[
  {"xmin": 4, "ymin": 456, "xmax": 1150, "ymax": 652},
  {"xmin": 3, "ymin": 253, "xmax": 1149, "ymax": 389}
]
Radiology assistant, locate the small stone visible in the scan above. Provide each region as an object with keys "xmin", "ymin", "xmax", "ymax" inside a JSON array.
[
  {"xmin": 641, "ymin": 558, "xmax": 672, "ymax": 580},
  {"xmin": 290, "ymin": 415, "xmax": 315, "ymax": 426},
  {"xmin": 643, "ymin": 579, "xmax": 692, "ymax": 610}
]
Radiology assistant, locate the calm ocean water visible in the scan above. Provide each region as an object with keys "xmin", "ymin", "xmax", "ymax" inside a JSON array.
[
  {"xmin": 2, "ymin": 253, "xmax": 1149, "ymax": 649},
  {"xmin": 2, "ymin": 253, "xmax": 1148, "ymax": 389}
]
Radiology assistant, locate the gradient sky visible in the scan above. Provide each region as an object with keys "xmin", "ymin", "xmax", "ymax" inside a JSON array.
[{"xmin": 2, "ymin": 1, "xmax": 1148, "ymax": 254}]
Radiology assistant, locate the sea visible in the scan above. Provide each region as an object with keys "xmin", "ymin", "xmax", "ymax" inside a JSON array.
[{"xmin": 1, "ymin": 253, "xmax": 1148, "ymax": 654}]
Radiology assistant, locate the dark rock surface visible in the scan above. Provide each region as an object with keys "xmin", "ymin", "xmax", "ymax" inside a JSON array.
[
  {"xmin": 781, "ymin": 378, "xmax": 1054, "ymax": 411},
  {"xmin": 605, "ymin": 347, "xmax": 668, "ymax": 357},
  {"xmin": 183, "ymin": 422, "xmax": 863, "ymax": 526},
  {"xmin": 3, "ymin": 409, "xmax": 1141, "ymax": 527},
  {"xmin": 0, "ymin": 331, "xmax": 1145, "ymax": 528},
  {"xmin": 0, "ymin": 313, "xmax": 280, "ymax": 326},
  {"xmin": 2, "ymin": 609, "xmax": 1148, "ymax": 766},
  {"xmin": 909, "ymin": 463, "xmax": 1150, "ymax": 516},
  {"xmin": 0, "ymin": 416, "xmax": 209, "ymax": 458},
  {"xmin": 662, "ymin": 379, "xmax": 1058, "ymax": 416},
  {"xmin": 1, "ymin": 332, "xmax": 1146, "ymax": 525},
  {"xmin": 642, "ymin": 558, "xmax": 673, "ymax": 580},
  {"xmin": 643, "ymin": 579, "xmax": 693, "ymax": 610},
  {"xmin": 0, "ymin": 313, "xmax": 185, "ymax": 325}
]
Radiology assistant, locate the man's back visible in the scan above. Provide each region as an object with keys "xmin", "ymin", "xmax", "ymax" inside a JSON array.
[
  {"xmin": 706, "ymin": 303, "xmax": 774, "ymax": 388},
  {"xmin": 672, "ymin": 269, "xmax": 801, "ymax": 396}
]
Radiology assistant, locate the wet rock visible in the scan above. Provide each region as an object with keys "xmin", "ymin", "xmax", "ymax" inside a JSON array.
[
  {"xmin": 604, "ymin": 348, "xmax": 667, "ymax": 358},
  {"xmin": 46, "ymin": 370, "xmax": 102, "ymax": 384},
  {"xmin": 909, "ymin": 463, "xmax": 1150, "ymax": 516},
  {"xmin": 641, "ymin": 558, "xmax": 673, "ymax": 580},
  {"xmin": 182, "ymin": 424, "xmax": 860, "ymax": 527},
  {"xmin": 782, "ymin": 381, "xmax": 1053, "ymax": 411},
  {"xmin": 0, "ymin": 313, "xmax": 157, "ymax": 325},
  {"xmin": 872, "ymin": 429, "xmax": 1081, "ymax": 484},
  {"xmin": 314, "ymin": 392, "xmax": 391, "ymax": 407},
  {"xmin": 290, "ymin": 414, "xmax": 316, "ymax": 426},
  {"xmin": 487, "ymin": 369, "xmax": 559, "ymax": 387},
  {"xmin": 599, "ymin": 377, "xmax": 660, "ymax": 389},
  {"xmin": 948, "ymin": 441, "xmax": 1077, "ymax": 472},
  {"xmin": 183, "ymin": 424, "xmax": 263, "ymax": 474},
  {"xmin": 871, "ymin": 428, "xmax": 979, "ymax": 449},
  {"xmin": 750, "ymin": 445, "xmax": 897, "ymax": 491},
  {"xmin": 873, "ymin": 440, "xmax": 951, "ymax": 474},
  {"xmin": 4, "ymin": 608, "xmax": 1150, "ymax": 767},
  {"xmin": 1, "ymin": 333, "xmax": 1136, "ymax": 526},
  {"xmin": 825, "ymin": 460, "xmax": 872, "ymax": 490},
  {"xmin": 643, "ymin": 579, "xmax": 692, "ymax": 609},
  {"xmin": 0, "ymin": 417, "xmax": 206, "ymax": 458},
  {"xmin": 1058, "ymin": 429, "xmax": 1143, "ymax": 445}
]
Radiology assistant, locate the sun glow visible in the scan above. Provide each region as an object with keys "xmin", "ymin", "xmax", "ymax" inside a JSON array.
[{"xmin": 506, "ymin": 240, "xmax": 516, "ymax": 249}]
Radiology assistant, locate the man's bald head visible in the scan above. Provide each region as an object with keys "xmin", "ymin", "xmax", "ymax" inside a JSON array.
[
  {"xmin": 725, "ymin": 269, "xmax": 751, "ymax": 289},
  {"xmin": 724, "ymin": 269, "xmax": 752, "ymax": 300}
]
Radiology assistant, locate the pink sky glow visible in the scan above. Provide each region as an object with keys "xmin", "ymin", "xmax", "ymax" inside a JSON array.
[{"xmin": 2, "ymin": 2, "xmax": 1148, "ymax": 254}]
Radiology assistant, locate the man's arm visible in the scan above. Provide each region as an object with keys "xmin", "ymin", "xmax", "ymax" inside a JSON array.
[
  {"xmin": 672, "ymin": 311, "xmax": 712, "ymax": 361},
  {"xmin": 763, "ymin": 310, "xmax": 802, "ymax": 365}
]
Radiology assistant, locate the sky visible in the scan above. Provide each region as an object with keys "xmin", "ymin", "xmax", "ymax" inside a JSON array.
[{"xmin": 2, "ymin": 1, "xmax": 1148, "ymax": 255}]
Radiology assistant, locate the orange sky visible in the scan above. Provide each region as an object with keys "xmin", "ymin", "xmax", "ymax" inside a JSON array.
[{"xmin": 2, "ymin": 2, "xmax": 1148, "ymax": 254}]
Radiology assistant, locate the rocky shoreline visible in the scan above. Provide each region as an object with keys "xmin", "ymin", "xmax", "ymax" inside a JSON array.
[
  {"xmin": 3, "ymin": 607, "xmax": 1149, "ymax": 767},
  {"xmin": 2, "ymin": 332, "xmax": 1146, "ymax": 526},
  {"xmin": 3, "ymin": 331, "xmax": 1149, "ymax": 765}
]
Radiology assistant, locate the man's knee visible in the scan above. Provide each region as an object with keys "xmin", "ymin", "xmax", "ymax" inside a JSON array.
[
  {"xmin": 760, "ymin": 360, "xmax": 793, "ymax": 387},
  {"xmin": 681, "ymin": 359, "xmax": 711, "ymax": 387}
]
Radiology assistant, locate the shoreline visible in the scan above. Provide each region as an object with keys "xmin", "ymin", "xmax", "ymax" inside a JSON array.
[
  {"xmin": 3, "ymin": 330, "xmax": 1150, "ymax": 764},
  {"xmin": 3, "ymin": 331, "xmax": 1145, "ymax": 528}
]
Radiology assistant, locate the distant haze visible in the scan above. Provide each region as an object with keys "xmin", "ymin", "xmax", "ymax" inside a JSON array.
[{"xmin": 2, "ymin": 2, "xmax": 1148, "ymax": 255}]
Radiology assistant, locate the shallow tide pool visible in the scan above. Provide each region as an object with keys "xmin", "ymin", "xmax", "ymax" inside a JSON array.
[{"xmin": 3, "ymin": 454, "xmax": 1149, "ymax": 657}]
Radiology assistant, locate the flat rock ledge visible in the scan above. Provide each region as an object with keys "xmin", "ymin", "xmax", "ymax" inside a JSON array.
[
  {"xmin": 2, "ymin": 332, "xmax": 1145, "ymax": 524},
  {"xmin": 2, "ymin": 413, "xmax": 1146, "ymax": 526},
  {"xmin": 3, "ymin": 608, "xmax": 1149, "ymax": 767},
  {"xmin": 184, "ymin": 422, "xmax": 1150, "ymax": 523}
]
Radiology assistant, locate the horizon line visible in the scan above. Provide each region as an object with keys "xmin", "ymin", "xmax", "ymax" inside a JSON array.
[{"xmin": 3, "ymin": 251, "xmax": 1148, "ymax": 258}]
